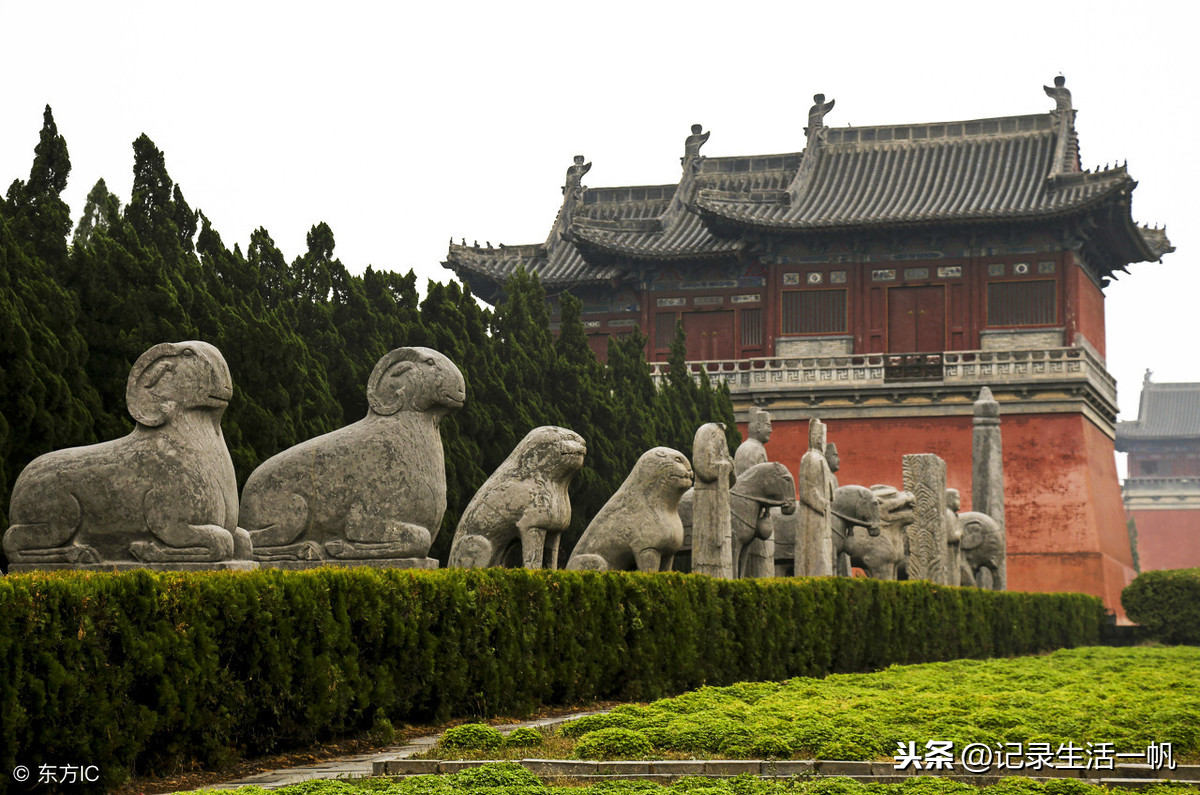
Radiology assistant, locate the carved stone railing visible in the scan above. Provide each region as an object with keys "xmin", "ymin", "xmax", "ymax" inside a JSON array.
[
  {"xmin": 1123, "ymin": 476, "xmax": 1200, "ymax": 493},
  {"xmin": 649, "ymin": 345, "xmax": 1117, "ymax": 405}
]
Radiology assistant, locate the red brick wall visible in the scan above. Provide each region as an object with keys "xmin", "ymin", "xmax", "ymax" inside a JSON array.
[
  {"xmin": 1068, "ymin": 260, "xmax": 1107, "ymax": 358},
  {"xmin": 746, "ymin": 412, "xmax": 1136, "ymax": 617},
  {"xmin": 1128, "ymin": 509, "xmax": 1200, "ymax": 572}
]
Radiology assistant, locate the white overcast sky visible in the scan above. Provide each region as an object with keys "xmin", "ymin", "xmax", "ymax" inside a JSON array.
[{"xmin": 1, "ymin": 0, "xmax": 1195, "ymax": 438}]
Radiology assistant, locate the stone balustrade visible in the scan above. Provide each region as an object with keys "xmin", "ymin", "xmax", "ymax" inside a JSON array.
[
  {"xmin": 1123, "ymin": 476, "xmax": 1200, "ymax": 493},
  {"xmin": 650, "ymin": 345, "xmax": 1116, "ymax": 406}
]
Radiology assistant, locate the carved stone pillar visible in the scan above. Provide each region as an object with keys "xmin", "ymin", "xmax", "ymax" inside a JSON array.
[
  {"xmin": 972, "ymin": 386, "xmax": 1007, "ymax": 590},
  {"xmin": 902, "ymin": 453, "xmax": 948, "ymax": 583}
]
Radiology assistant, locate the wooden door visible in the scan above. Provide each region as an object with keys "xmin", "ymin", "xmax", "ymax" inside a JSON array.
[
  {"xmin": 683, "ymin": 311, "xmax": 734, "ymax": 360},
  {"xmin": 887, "ymin": 286, "xmax": 946, "ymax": 353}
]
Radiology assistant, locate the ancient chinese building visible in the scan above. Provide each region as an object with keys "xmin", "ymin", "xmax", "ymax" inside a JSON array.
[
  {"xmin": 444, "ymin": 79, "xmax": 1173, "ymax": 615},
  {"xmin": 1116, "ymin": 376, "xmax": 1200, "ymax": 572}
]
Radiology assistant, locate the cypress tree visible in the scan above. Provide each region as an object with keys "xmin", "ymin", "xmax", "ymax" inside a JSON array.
[
  {"xmin": 3, "ymin": 105, "xmax": 73, "ymax": 270},
  {"xmin": 0, "ymin": 215, "xmax": 100, "ymax": 537},
  {"xmin": 551, "ymin": 292, "xmax": 621, "ymax": 548}
]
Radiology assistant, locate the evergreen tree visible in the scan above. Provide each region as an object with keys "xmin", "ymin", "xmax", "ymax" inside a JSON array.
[
  {"xmin": 73, "ymin": 179, "xmax": 120, "ymax": 250},
  {"xmin": 606, "ymin": 329, "xmax": 663, "ymax": 466},
  {"xmin": 419, "ymin": 279, "xmax": 491, "ymax": 561},
  {"xmin": 550, "ymin": 292, "xmax": 621, "ymax": 552},
  {"xmin": 0, "ymin": 214, "xmax": 100, "ymax": 535},
  {"xmin": 3, "ymin": 105, "xmax": 72, "ymax": 269}
]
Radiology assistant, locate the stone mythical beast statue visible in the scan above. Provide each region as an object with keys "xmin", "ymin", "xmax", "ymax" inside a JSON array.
[
  {"xmin": 241, "ymin": 347, "xmax": 465, "ymax": 566},
  {"xmin": 448, "ymin": 426, "xmax": 586, "ymax": 569},
  {"xmin": 567, "ymin": 447, "xmax": 693, "ymax": 573},
  {"xmin": 4, "ymin": 341, "xmax": 253, "ymax": 570}
]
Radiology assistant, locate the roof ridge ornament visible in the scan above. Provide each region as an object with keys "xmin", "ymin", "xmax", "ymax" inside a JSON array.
[
  {"xmin": 1044, "ymin": 75, "xmax": 1072, "ymax": 113},
  {"xmin": 563, "ymin": 154, "xmax": 591, "ymax": 196},
  {"xmin": 804, "ymin": 93, "xmax": 835, "ymax": 138},
  {"xmin": 682, "ymin": 123, "xmax": 710, "ymax": 170},
  {"xmin": 1043, "ymin": 76, "xmax": 1079, "ymax": 187}
]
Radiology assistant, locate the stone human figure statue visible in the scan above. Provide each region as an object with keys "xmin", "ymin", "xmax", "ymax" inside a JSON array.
[
  {"xmin": 943, "ymin": 488, "xmax": 963, "ymax": 586},
  {"xmin": 734, "ymin": 407, "xmax": 776, "ymax": 578},
  {"xmin": 691, "ymin": 422, "xmax": 736, "ymax": 579},
  {"xmin": 796, "ymin": 418, "xmax": 835, "ymax": 576},
  {"xmin": 824, "ymin": 442, "xmax": 840, "ymax": 487},
  {"xmin": 733, "ymin": 407, "xmax": 771, "ymax": 477}
]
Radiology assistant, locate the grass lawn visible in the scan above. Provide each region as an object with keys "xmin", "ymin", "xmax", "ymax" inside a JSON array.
[{"xmin": 424, "ymin": 646, "xmax": 1200, "ymax": 763}]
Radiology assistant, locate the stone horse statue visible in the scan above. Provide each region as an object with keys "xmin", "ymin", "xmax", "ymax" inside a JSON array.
[
  {"xmin": 835, "ymin": 485, "xmax": 916, "ymax": 579},
  {"xmin": 676, "ymin": 460, "xmax": 796, "ymax": 577},
  {"xmin": 730, "ymin": 462, "xmax": 796, "ymax": 577},
  {"xmin": 829, "ymin": 484, "xmax": 882, "ymax": 575}
]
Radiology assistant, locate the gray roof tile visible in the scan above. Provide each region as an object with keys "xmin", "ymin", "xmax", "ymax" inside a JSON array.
[
  {"xmin": 1117, "ymin": 382, "xmax": 1200, "ymax": 442},
  {"xmin": 444, "ymin": 96, "xmax": 1170, "ymax": 295}
]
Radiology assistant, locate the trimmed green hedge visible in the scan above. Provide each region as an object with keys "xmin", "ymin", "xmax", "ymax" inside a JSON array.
[
  {"xmin": 0, "ymin": 568, "xmax": 1103, "ymax": 790},
  {"xmin": 1122, "ymin": 567, "xmax": 1200, "ymax": 643}
]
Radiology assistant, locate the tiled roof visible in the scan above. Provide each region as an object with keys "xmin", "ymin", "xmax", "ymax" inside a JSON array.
[
  {"xmin": 1116, "ymin": 381, "xmax": 1200, "ymax": 443},
  {"xmin": 444, "ymin": 81, "xmax": 1170, "ymax": 297},
  {"xmin": 695, "ymin": 115, "xmax": 1135, "ymax": 231}
]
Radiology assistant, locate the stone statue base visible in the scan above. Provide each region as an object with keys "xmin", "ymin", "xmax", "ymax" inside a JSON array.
[
  {"xmin": 257, "ymin": 557, "xmax": 439, "ymax": 571},
  {"xmin": 7, "ymin": 560, "xmax": 260, "ymax": 573}
]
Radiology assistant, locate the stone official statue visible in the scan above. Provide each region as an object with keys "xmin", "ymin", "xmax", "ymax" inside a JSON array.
[
  {"xmin": 796, "ymin": 418, "xmax": 835, "ymax": 576},
  {"xmin": 689, "ymin": 423, "xmax": 736, "ymax": 578},
  {"xmin": 734, "ymin": 407, "xmax": 776, "ymax": 578}
]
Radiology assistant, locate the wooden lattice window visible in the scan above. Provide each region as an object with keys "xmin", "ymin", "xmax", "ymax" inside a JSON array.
[
  {"xmin": 655, "ymin": 313, "xmax": 676, "ymax": 348},
  {"xmin": 782, "ymin": 290, "xmax": 847, "ymax": 334},
  {"xmin": 740, "ymin": 308, "xmax": 763, "ymax": 348},
  {"xmin": 987, "ymin": 280, "xmax": 1056, "ymax": 326}
]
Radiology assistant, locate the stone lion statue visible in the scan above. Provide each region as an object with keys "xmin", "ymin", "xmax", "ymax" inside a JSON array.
[
  {"xmin": 566, "ymin": 447, "xmax": 693, "ymax": 573},
  {"xmin": 448, "ymin": 426, "xmax": 586, "ymax": 569}
]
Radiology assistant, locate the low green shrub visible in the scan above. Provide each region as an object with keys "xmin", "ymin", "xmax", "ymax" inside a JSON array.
[
  {"xmin": 561, "ymin": 712, "xmax": 640, "ymax": 737},
  {"xmin": 505, "ymin": 726, "xmax": 545, "ymax": 748},
  {"xmin": 0, "ymin": 567, "xmax": 1103, "ymax": 792},
  {"xmin": 201, "ymin": 772, "xmax": 1200, "ymax": 795},
  {"xmin": 440, "ymin": 723, "xmax": 504, "ymax": 751},
  {"xmin": 574, "ymin": 728, "xmax": 653, "ymax": 760},
  {"xmin": 538, "ymin": 646, "xmax": 1200, "ymax": 764},
  {"xmin": 1122, "ymin": 568, "xmax": 1200, "ymax": 643},
  {"xmin": 450, "ymin": 761, "xmax": 542, "ymax": 788}
]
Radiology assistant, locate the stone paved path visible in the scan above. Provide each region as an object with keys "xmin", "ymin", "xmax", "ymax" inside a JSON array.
[{"xmin": 203, "ymin": 711, "xmax": 605, "ymax": 790}]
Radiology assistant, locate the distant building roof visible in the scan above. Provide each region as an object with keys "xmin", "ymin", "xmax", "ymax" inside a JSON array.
[
  {"xmin": 445, "ymin": 79, "xmax": 1172, "ymax": 303},
  {"xmin": 1116, "ymin": 377, "xmax": 1200, "ymax": 446}
]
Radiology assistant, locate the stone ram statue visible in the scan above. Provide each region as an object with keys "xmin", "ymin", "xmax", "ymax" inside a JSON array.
[
  {"xmin": 566, "ymin": 447, "xmax": 693, "ymax": 573},
  {"xmin": 3, "ymin": 341, "xmax": 253, "ymax": 569},
  {"xmin": 241, "ymin": 346, "xmax": 465, "ymax": 565},
  {"xmin": 448, "ymin": 426, "xmax": 586, "ymax": 569}
]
